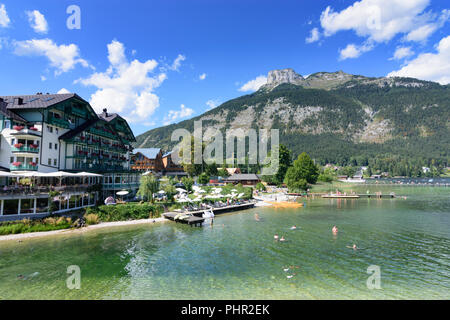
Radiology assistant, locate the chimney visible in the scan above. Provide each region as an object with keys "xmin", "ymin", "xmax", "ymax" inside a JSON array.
[
  {"xmin": 103, "ymin": 108, "xmax": 108, "ymax": 117},
  {"xmin": 14, "ymin": 97, "xmax": 24, "ymax": 105}
]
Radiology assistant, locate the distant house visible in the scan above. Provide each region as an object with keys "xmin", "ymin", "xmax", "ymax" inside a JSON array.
[
  {"xmin": 224, "ymin": 173, "xmax": 260, "ymax": 186},
  {"xmin": 162, "ymin": 151, "xmax": 186, "ymax": 176},
  {"xmin": 131, "ymin": 148, "xmax": 163, "ymax": 172},
  {"xmin": 225, "ymin": 167, "xmax": 241, "ymax": 176}
]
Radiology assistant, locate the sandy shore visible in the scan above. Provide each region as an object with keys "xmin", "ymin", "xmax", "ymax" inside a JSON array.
[{"xmin": 0, "ymin": 217, "xmax": 167, "ymax": 242}]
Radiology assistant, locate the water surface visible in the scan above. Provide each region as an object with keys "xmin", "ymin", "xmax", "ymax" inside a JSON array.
[{"xmin": 0, "ymin": 185, "xmax": 449, "ymax": 299}]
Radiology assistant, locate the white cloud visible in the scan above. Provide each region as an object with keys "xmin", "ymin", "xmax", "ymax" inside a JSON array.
[
  {"xmin": 206, "ymin": 99, "xmax": 220, "ymax": 110},
  {"xmin": 26, "ymin": 10, "xmax": 49, "ymax": 34},
  {"xmin": 164, "ymin": 104, "xmax": 194, "ymax": 125},
  {"xmin": 57, "ymin": 88, "xmax": 70, "ymax": 94},
  {"xmin": 199, "ymin": 73, "xmax": 207, "ymax": 80},
  {"xmin": 169, "ymin": 54, "xmax": 186, "ymax": 71},
  {"xmin": 13, "ymin": 38, "xmax": 90, "ymax": 75},
  {"xmin": 339, "ymin": 42, "xmax": 373, "ymax": 60},
  {"xmin": 0, "ymin": 4, "xmax": 10, "ymax": 28},
  {"xmin": 238, "ymin": 75, "xmax": 267, "ymax": 92},
  {"xmin": 389, "ymin": 46, "xmax": 414, "ymax": 60},
  {"xmin": 404, "ymin": 9, "xmax": 449, "ymax": 42},
  {"xmin": 306, "ymin": 28, "xmax": 320, "ymax": 43},
  {"xmin": 320, "ymin": 0, "xmax": 431, "ymax": 42},
  {"xmin": 388, "ymin": 36, "xmax": 450, "ymax": 85},
  {"xmin": 40, "ymin": 75, "xmax": 47, "ymax": 81},
  {"xmin": 318, "ymin": 0, "xmax": 449, "ymax": 58},
  {"xmin": 76, "ymin": 40, "xmax": 171, "ymax": 123}
]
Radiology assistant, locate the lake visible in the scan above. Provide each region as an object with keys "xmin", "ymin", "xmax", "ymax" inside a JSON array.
[{"xmin": 0, "ymin": 184, "xmax": 449, "ymax": 299}]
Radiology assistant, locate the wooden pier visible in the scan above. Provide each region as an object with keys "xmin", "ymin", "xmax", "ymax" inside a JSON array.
[
  {"xmin": 163, "ymin": 212, "xmax": 205, "ymax": 227},
  {"xmin": 163, "ymin": 202, "xmax": 256, "ymax": 227},
  {"xmin": 321, "ymin": 193, "xmax": 397, "ymax": 199}
]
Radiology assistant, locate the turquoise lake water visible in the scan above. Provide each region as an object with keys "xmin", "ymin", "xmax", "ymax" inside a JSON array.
[{"xmin": 0, "ymin": 185, "xmax": 449, "ymax": 299}]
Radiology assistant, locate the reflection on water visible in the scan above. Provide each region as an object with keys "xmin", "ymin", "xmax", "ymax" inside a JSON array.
[{"xmin": 0, "ymin": 185, "xmax": 449, "ymax": 299}]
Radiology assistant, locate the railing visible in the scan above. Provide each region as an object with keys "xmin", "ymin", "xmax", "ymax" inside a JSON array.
[
  {"xmin": 11, "ymin": 146, "xmax": 40, "ymax": 153},
  {"xmin": 10, "ymin": 164, "xmax": 38, "ymax": 171},
  {"xmin": 103, "ymin": 182, "xmax": 140, "ymax": 189},
  {"xmin": 48, "ymin": 115, "xmax": 70, "ymax": 128},
  {"xmin": 0, "ymin": 185, "xmax": 91, "ymax": 197}
]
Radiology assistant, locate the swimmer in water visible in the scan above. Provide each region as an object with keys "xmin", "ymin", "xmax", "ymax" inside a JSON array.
[
  {"xmin": 332, "ymin": 225, "xmax": 338, "ymax": 234},
  {"xmin": 274, "ymin": 234, "xmax": 279, "ymax": 240},
  {"xmin": 279, "ymin": 236, "xmax": 286, "ymax": 242},
  {"xmin": 290, "ymin": 225, "xmax": 297, "ymax": 230},
  {"xmin": 287, "ymin": 274, "xmax": 296, "ymax": 279},
  {"xmin": 346, "ymin": 244, "xmax": 358, "ymax": 250},
  {"xmin": 254, "ymin": 213, "xmax": 260, "ymax": 221}
]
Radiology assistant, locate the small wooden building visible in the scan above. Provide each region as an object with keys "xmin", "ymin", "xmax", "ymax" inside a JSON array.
[{"xmin": 224, "ymin": 173, "xmax": 261, "ymax": 186}]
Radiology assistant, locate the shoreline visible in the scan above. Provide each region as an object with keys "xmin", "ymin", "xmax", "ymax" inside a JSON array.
[{"xmin": 0, "ymin": 217, "xmax": 167, "ymax": 242}]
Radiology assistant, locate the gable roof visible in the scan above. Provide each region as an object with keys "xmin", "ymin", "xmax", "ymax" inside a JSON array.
[
  {"xmin": 0, "ymin": 100, "xmax": 27, "ymax": 123},
  {"xmin": 0, "ymin": 93, "xmax": 77, "ymax": 110},
  {"xmin": 226, "ymin": 168, "xmax": 241, "ymax": 175},
  {"xmin": 133, "ymin": 148, "xmax": 161, "ymax": 159},
  {"xmin": 98, "ymin": 109, "xmax": 136, "ymax": 142}
]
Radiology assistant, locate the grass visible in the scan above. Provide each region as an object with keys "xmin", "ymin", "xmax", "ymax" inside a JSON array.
[{"xmin": 0, "ymin": 217, "xmax": 73, "ymax": 235}]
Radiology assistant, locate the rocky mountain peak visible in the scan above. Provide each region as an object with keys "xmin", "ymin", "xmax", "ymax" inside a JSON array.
[{"xmin": 264, "ymin": 68, "xmax": 306, "ymax": 89}]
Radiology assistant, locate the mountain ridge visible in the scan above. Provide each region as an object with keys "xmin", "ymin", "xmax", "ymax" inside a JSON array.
[{"xmin": 135, "ymin": 68, "xmax": 449, "ymax": 167}]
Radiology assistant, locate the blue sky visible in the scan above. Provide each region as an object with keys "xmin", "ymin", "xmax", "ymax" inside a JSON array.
[{"xmin": 0, "ymin": 0, "xmax": 449, "ymax": 136}]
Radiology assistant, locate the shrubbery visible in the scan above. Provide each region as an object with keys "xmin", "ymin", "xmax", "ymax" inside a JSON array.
[
  {"xmin": 0, "ymin": 217, "xmax": 72, "ymax": 235},
  {"xmin": 85, "ymin": 203, "xmax": 163, "ymax": 222}
]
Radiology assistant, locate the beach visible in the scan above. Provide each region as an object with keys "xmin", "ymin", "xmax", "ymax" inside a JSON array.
[{"xmin": 0, "ymin": 217, "xmax": 167, "ymax": 242}]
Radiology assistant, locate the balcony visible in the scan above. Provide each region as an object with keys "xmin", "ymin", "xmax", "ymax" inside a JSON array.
[
  {"xmin": 48, "ymin": 115, "xmax": 75, "ymax": 129},
  {"xmin": 10, "ymin": 126, "xmax": 42, "ymax": 138},
  {"xmin": 10, "ymin": 163, "xmax": 38, "ymax": 171},
  {"xmin": 12, "ymin": 145, "xmax": 40, "ymax": 154}
]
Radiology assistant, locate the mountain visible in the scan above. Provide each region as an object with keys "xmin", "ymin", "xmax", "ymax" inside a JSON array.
[{"xmin": 135, "ymin": 69, "xmax": 450, "ymax": 169}]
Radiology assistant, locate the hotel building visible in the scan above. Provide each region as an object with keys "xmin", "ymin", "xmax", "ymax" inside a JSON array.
[{"xmin": 0, "ymin": 93, "xmax": 140, "ymax": 220}]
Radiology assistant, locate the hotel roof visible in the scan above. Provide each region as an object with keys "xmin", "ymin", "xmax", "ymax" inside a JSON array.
[
  {"xmin": 0, "ymin": 93, "xmax": 78, "ymax": 109},
  {"xmin": 0, "ymin": 99, "xmax": 27, "ymax": 122}
]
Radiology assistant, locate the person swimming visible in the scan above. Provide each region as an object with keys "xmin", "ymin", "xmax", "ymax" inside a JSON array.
[
  {"xmin": 254, "ymin": 213, "xmax": 260, "ymax": 221},
  {"xmin": 279, "ymin": 236, "xmax": 286, "ymax": 242},
  {"xmin": 346, "ymin": 244, "xmax": 358, "ymax": 250},
  {"xmin": 274, "ymin": 234, "xmax": 279, "ymax": 240},
  {"xmin": 287, "ymin": 274, "xmax": 296, "ymax": 279},
  {"xmin": 332, "ymin": 225, "xmax": 338, "ymax": 234},
  {"xmin": 290, "ymin": 225, "xmax": 297, "ymax": 230}
]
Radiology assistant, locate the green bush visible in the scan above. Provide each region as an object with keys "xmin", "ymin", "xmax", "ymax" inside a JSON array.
[
  {"xmin": 86, "ymin": 203, "xmax": 163, "ymax": 222},
  {"xmin": 0, "ymin": 216, "xmax": 72, "ymax": 235},
  {"xmin": 255, "ymin": 182, "xmax": 266, "ymax": 191}
]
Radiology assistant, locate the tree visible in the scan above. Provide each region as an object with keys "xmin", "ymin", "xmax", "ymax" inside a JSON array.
[
  {"xmin": 284, "ymin": 152, "xmax": 319, "ymax": 192},
  {"xmin": 180, "ymin": 136, "xmax": 205, "ymax": 177},
  {"xmin": 255, "ymin": 182, "xmax": 266, "ymax": 191},
  {"xmin": 205, "ymin": 162, "xmax": 218, "ymax": 176},
  {"xmin": 137, "ymin": 174, "xmax": 160, "ymax": 203},
  {"xmin": 181, "ymin": 176, "xmax": 194, "ymax": 193},
  {"xmin": 197, "ymin": 173, "xmax": 209, "ymax": 185},
  {"xmin": 163, "ymin": 183, "xmax": 177, "ymax": 202},
  {"xmin": 261, "ymin": 144, "xmax": 292, "ymax": 186},
  {"xmin": 275, "ymin": 144, "xmax": 292, "ymax": 185}
]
